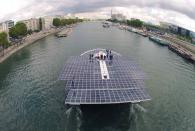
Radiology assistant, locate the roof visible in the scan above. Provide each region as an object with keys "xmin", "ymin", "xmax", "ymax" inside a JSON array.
[{"xmin": 59, "ymin": 48, "xmax": 151, "ymax": 105}]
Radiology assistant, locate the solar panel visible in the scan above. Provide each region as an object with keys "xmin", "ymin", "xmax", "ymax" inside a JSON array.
[
  {"xmin": 65, "ymin": 79, "xmax": 145, "ymax": 90},
  {"xmin": 59, "ymin": 57, "xmax": 145, "ymax": 81},
  {"xmin": 65, "ymin": 88, "xmax": 151, "ymax": 104},
  {"xmin": 59, "ymin": 49, "xmax": 151, "ymax": 105}
]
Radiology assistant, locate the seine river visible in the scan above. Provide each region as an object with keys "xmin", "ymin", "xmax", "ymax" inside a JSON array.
[{"xmin": 0, "ymin": 22, "xmax": 195, "ymax": 131}]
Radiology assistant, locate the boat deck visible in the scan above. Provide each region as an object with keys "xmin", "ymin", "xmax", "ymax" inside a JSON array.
[{"xmin": 59, "ymin": 49, "xmax": 151, "ymax": 105}]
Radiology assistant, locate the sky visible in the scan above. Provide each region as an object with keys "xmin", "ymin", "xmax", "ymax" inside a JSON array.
[{"xmin": 0, "ymin": 0, "xmax": 195, "ymax": 31}]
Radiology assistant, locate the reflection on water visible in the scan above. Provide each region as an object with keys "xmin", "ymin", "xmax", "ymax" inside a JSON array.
[
  {"xmin": 0, "ymin": 49, "xmax": 31, "ymax": 86},
  {"xmin": 13, "ymin": 49, "xmax": 31, "ymax": 61},
  {"xmin": 65, "ymin": 104, "xmax": 147, "ymax": 131},
  {"xmin": 65, "ymin": 106, "xmax": 81, "ymax": 131}
]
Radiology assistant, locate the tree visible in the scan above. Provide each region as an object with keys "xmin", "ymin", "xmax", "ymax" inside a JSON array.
[
  {"xmin": 16, "ymin": 22, "xmax": 27, "ymax": 36},
  {"xmin": 53, "ymin": 18, "xmax": 61, "ymax": 27},
  {"xmin": 27, "ymin": 29, "xmax": 33, "ymax": 35},
  {"xmin": 61, "ymin": 19, "xmax": 67, "ymax": 26},
  {"xmin": 53, "ymin": 18, "xmax": 83, "ymax": 27},
  {"xmin": 127, "ymin": 19, "xmax": 143, "ymax": 28},
  {"xmin": 0, "ymin": 32, "xmax": 9, "ymax": 49},
  {"xmin": 9, "ymin": 27, "xmax": 18, "ymax": 38},
  {"xmin": 9, "ymin": 22, "xmax": 27, "ymax": 38}
]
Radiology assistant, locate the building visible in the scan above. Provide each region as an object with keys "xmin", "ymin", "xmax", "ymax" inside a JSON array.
[
  {"xmin": 0, "ymin": 24, "xmax": 3, "ymax": 32},
  {"xmin": 190, "ymin": 31, "xmax": 195, "ymax": 38},
  {"xmin": 169, "ymin": 24, "xmax": 179, "ymax": 34},
  {"xmin": 169, "ymin": 25, "xmax": 192, "ymax": 37},
  {"xmin": 192, "ymin": 38, "xmax": 195, "ymax": 44},
  {"xmin": 160, "ymin": 22, "xmax": 172, "ymax": 30},
  {"xmin": 111, "ymin": 13, "xmax": 126, "ymax": 21},
  {"xmin": 160, "ymin": 22, "xmax": 192, "ymax": 37},
  {"xmin": 0, "ymin": 20, "xmax": 14, "ymax": 42},
  {"xmin": 190, "ymin": 32, "xmax": 195, "ymax": 44},
  {"xmin": 0, "ymin": 20, "xmax": 14, "ymax": 33},
  {"xmin": 178, "ymin": 27, "xmax": 190, "ymax": 37},
  {"xmin": 42, "ymin": 16, "xmax": 54, "ymax": 30},
  {"xmin": 20, "ymin": 18, "xmax": 40, "ymax": 31}
]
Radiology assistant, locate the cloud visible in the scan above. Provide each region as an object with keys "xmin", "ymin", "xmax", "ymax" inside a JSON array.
[
  {"xmin": 75, "ymin": 6, "xmax": 195, "ymax": 31},
  {"xmin": 0, "ymin": 0, "xmax": 78, "ymax": 21},
  {"xmin": 68, "ymin": 0, "xmax": 195, "ymax": 19},
  {"xmin": 1, "ymin": 0, "xmax": 195, "ymax": 19},
  {"xmin": 1, "ymin": 0, "xmax": 195, "ymax": 31}
]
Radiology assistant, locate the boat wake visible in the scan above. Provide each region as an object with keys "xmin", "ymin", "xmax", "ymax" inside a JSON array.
[
  {"xmin": 134, "ymin": 104, "xmax": 147, "ymax": 113},
  {"xmin": 65, "ymin": 106, "xmax": 82, "ymax": 131}
]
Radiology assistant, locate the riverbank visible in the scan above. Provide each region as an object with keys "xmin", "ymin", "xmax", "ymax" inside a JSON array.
[
  {"xmin": 0, "ymin": 28, "xmax": 63, "ymax": 63},
  {"xmin": 162, "ymin": 34, "xmax": 195, "ymax": 54},
  {"xmin": 168, "ymin": 43, "xmax": 195, "ymax": 62},
  {"xmin": 115, "ymin": 23, "xmax": 195, "ymax": 61},
  {"xmin": 141, "ymin": 30, "xmax": 195, "ymax": 62}
]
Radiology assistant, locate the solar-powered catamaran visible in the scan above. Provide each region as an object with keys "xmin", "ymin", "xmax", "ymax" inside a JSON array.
[{"xmin": 59, "ymin": 48, "xmax": 151, "ymax": 105}]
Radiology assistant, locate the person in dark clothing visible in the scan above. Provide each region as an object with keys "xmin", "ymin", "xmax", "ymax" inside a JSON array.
[{"xmin": 106, "ymin": 49, "xmax": 109, "ymax": 58}]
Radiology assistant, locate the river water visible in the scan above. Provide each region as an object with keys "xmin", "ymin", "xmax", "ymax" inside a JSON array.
[{"xmin": 0, "ymin": 22, "xmax": 195, "ymax": 131}]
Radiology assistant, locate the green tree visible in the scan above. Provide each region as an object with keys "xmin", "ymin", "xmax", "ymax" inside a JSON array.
[
  {"xmin": 9, "ymin": 22, "xmax": 27, "ymax": 38},
  {"xmin": 9, "ymin": 27, "xmax": 18, "ymax": 38},
  {"xmin": 27, "ymin": 29, "xmax": 33, "ymax": 35},
  {"xmin": 61, "ymin": 19, "xmax": 68, "ymax": 26},
  {"xmin": 127, "ymin": 19, "xmax": 143, "ymax": 27},
  {"xmin": 53, "ymin": 18, "xmax": 83, "ymax": 27},
  {"xmin": 15, "ymin": 22, "xmax": 27, "ymax": 36},
  {"xmin": 0, "ymin": 32, "xmax": 9, "ymax": 49},
  {"xmin": 53, "ymin": 18, "xmax": 61, "ymax": 27}
]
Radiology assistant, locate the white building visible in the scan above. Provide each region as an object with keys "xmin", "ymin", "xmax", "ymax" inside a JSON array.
[
  {"xmin": 0, "ymin": 20, "xmax": 14, "ymax": 42},
  {"xmin": 20, "ymin": 18, "xmax": 40, "ymax": 31},
  {"xmin": 42, "ymin": 16, "xmax": 54, "ymax": 30},
  {"xmin": 159, "ymin": 22, "xmax": 172, "ymax": 29},
  {"xmin": 111, "ymin": 13, "xmax": 126, "ymax": 21},
  {"xmin": 0, "ymin": 24, "xmax": 3, "ymax": 32},
  {"xmin": 0, "ymin": 20, "xmax": 14, "ymax": 33}
]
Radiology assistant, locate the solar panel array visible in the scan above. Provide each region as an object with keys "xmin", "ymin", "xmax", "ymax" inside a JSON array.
[
  {"xmin": 65, "ymin": 88, "xmax": 150, "ymax": 104},
  {"xmin": 59, "ymin": 49, "xmax": 151, "ymax": 105},
  {"xmin": 59, "ymin": 56, "xmax": 145, "ymax": 81}
]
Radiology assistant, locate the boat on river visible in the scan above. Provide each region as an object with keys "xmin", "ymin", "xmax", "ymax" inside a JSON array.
[
  {"xmin": 127, "ymin": 27, "xmax": 132, "ymax": 32},
  {"xmin": 56, "ymin": 28, "xmax": 71, "ymax": 37},
  {"xmin": 102, "ymin": 24, "xmax": 110, "ymax": 28},
  {"xmin": 131, "ymin": 28, "xmax": 139, "ymax": 33},
  {"xmin": 102, "ymin": 22, "xmax": 110, "ymax": 28},
  {"xmin": 119, "ymin": 25, "xmax": 128, "ymax": 30},
  {"xmin": 149, "ymin": 36, "xmax": 169, "ymax": 46},
  {"xmin": 59, "ymin": 49, "xmax": 151, "ymax": 105},
  {"xmin": 137, "ymin": 30, "xmax": 148, "ymax": 37}
]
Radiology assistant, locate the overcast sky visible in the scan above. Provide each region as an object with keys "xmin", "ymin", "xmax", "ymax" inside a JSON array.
[{"xmin": 1, "ymin": 0, "xmax": 195, "ymax": 31}]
